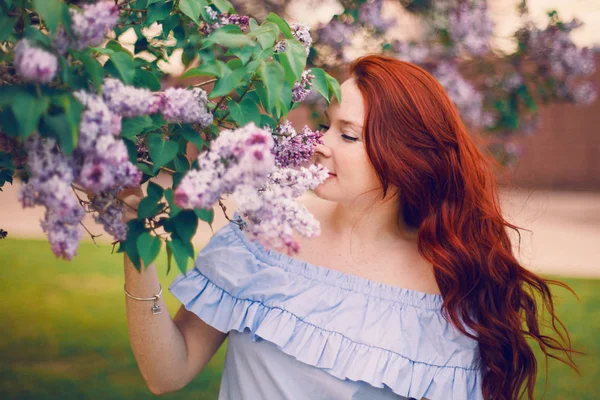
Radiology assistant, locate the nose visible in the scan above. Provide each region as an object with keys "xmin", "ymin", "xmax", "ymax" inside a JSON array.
[{"xmin": 314, "ymin": 131, "xmax": 333, "ymax": 159}]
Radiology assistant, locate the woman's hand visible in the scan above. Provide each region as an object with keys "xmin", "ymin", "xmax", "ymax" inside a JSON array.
[{"xmin": 117, "ymin": 186, "xmax": 145, "ymax": 223}]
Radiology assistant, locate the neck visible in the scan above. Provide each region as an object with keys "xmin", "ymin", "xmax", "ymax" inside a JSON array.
[{"xmin": 325, "ymin": 191, "xmax": 418, "ymax": 245}]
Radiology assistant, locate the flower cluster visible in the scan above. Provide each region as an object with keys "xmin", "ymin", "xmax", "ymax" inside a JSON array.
[
  {"xmin": 18, "ymin": 136, "xmax": 85, "ymax": 260},
  {"xmin": 446, "ymin": 0, "xmax": 493, "ymax": 57},
  {"xmin": 70, "ymin": 1, "xmax": 120, "ymax": 50},
  {"xmin": 101, "ymin": 78, "xmax": 161, "ymax": 118},
  {"xmin": 291, "ymin": 22, "xmax": 312, "ymax": 56},
  {"xmin": 232, "ymin": 164, "xmax": 329, "ymax": 253},
  {"xmin": 315, "ymin": 18, "xmax": 354, "ymax": 63},
  {"xmin": 160, "ymin": 87, "xmax": 214, "ymax": 125},
  {"xmin": 89, "ymin": 189, "xmax": 128, "ymax": 242},
  {"xmin": 174, "ymin": 123, "xmax": 275, "ymax": 210},
  {"xmin": 271, "ymin": 120, "xmax": 323, "ymax": 168},
  {"xmin": 199, "ymin": 7, "xmax": 250, "ymax": 35},
  {"xmin": 13, "ymin": 39, "xmax": 58, "ymax": 84},
  {"xmin": 527, "ymin": 19, "xmax": 597, "ymax": 104},
  {"xmin": 292, "ymin": 69, "xmax": 315, "ymax": 103},
  {"xmin": 358, "ymin": 0, "xmax": 395, "ymax": 32},
  {"xmin": 433, "ymin": 62, "xmax": 486, "ymax": 128}
]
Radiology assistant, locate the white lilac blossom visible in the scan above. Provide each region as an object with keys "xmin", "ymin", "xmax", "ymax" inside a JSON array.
[
  {"xmin": 358, "ymin": 0, "xmax": 395, "ymax": 32},
  {"xmin": 13, "ymin": 39, "xmax": 58, "ymax": 84},
  {"xmin": 232, "ymin": 164, "xmax": 329, "ymax": 253},
  {"xmin": 70, "ymin": 1, "xmax": 119, "ymax": 50},
  {"xmin": 101, "ymin": 78, "xmax": 161, "ymax": 118},
  {"xmin": 433, "ymin": 62, "xmax": 485, "ymax": 128},
  {"xmin": 18, "ymin": 136, "xmax": 85, "ymax": 260},
  {"xmin": 292, "ymin": 69, "xmax": 315, "ymax": 103},
  {"xmin": 568, "ymin": 81, "xmax": 597, "ymax": 105},
  {"xmin": 174, "ymin": 122, "xmax": 275, "ymax": 210},
  {"xmin": 272, "ymin": 120, "xmax": 323, "ymax": 168},
  {"xmin": 160, "ymin": 87, "xmax": 213, "ymax": 126},
  {"xmin": 291, "ymin": 22, "xmax": 312, "ymax": 56},
  {"xmin": 446, "ymin": 0, "xmax": 493, "ymax": 57}
]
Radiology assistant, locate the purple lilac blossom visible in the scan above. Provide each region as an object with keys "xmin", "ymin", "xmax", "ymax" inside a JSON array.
[
  {"xmin": 390, "ymin": 40, "xmax": 432, "ymax": 65},
  {"xmin": 199, "ymin": 10, "xmax": 250, "ymax": 35},
  {"xmin": 232, "ymin": 163, "xmax": 329, "ymax": 254},
  {"xmin": 18, "ymin": 136, "xmax": 85, "ymax": 260},
  {"xmin": 101, "ymin": 78, "xmax": 161, "ymax": 117},
  {"xmin": 433, "ymin": 62, "xmax": 485, "ymax": 128},
  {"xmin": 292, "ymin": 69, "xmax": 315, "ymax": 103},
  {"xmin": 358, "ymin": 0, "xmax": 396, "ymax": 32},
  {"xmin": 13, "ymin": 39, "xmax": 58, "ymax": 84},
  {"xmin": 446, "ymin": 0, "xmax": 493, "ymax": 57},
  {"xmin": 174, "ymin": 122, "xmax": 275, "ymax": 210},
  {"xmin": 53, "ymin": 26, "xmax": 71, "ymax": 55},
  {"xmin": 316, "ymin": 19, "xmax": 354, "ymax": 51},
  {"xmin": 70, "ymin": 1, "xmax": 119, "ymax": 50},
  {"xmin": 160, "ymin": 87, "xmax": 213, "ymax": 126},
  {"xmin": 89, "ymin": 190, "xmax": 128, "ymax": 241},
  {"xmin": 272, "ymin": 120, "xmax": 323, "ymax": 168}
]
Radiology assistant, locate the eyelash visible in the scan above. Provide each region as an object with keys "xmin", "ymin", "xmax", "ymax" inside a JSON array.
[{"xmin": 318, "ymin": 124, "xmax": 358, "ymax": 142}]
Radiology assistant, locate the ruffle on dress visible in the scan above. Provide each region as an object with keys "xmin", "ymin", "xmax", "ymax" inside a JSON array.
[{"xmin": 168, "ymin": 212, "xmax": 483, "ymax": 400}]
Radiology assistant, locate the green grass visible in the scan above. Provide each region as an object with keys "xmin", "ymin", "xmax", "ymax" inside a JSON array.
[{"xmin": 0, "ymin": 239, "xmax": 598, "ymax": 399}]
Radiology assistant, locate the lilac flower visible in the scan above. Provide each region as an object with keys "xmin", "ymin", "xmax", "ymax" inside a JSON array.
[
  {"xmin": 358, "ymin": 0, "xmax": 396, "ymax": 32},
  {"xmin": 101, "ymin": 78, "xmax": 161, "ymax": 117},
  {"xmin": 174, "ymin": 122, "xmax": 275, "ymax": 210},
  {"xmin": 569, "ymin": 81, "xmax": 597, "ymax": 105},
  {"xmin": 13, "ymin": 39, "xmax": 58, "ymax": 84},
  {"xmin": 70, "ymin": 1, "xmax": 119, "ymax": 50},
  {"xmin": 273, "ymin": 40, "xmax": 287, "ymax": 53},
  {"xmin": 433, "ymin": 62, "xmax": 485, "ymax": 128},
  {"xmin": 291, "ymin": 22, "xmax": 312, "ymax": 56},
  {"xmin": 317, "ymin": 19, "xmax": 354, "ymax": 51},
  {"xmin": 292, "ymin": 69, "xmax": 315, "ymax": 103},
  {"xmin": 160, "ymin": 87, "xmax": 213, "ymax": 126},
  {"xmin": 272, "ymin": 120, "xmax": 323, "ymax": 168},
  {"xmin": 199, "ymin": 10, "xmax": 250, "ymax": 35},
  {"xmin": 89, "ymin": 190, "xmax": 128, "ymax": 241},
  {"xmin": 232, "ymin": 164, "xmax": 329, "ymax": 253},
  {"xmin": 40, "ymin": 207, "xmax": 85, "ymax": 260},
  {"xmin": 390, "ymin": 40, "xmax": 432, "ymax": 65},
  {"xmin": 446, "ymin": 0, "xmax": 493, "ymax": 56},
  {"xmin": 53, "ymin": 26, "xmax": 71, "ymax": 55}
]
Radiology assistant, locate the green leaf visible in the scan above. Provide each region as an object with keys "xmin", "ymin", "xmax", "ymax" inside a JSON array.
[
  {"xmin": 167, "ymin": 236, "xmax": 191, "ymax": 274},
  {"xmin": 325, "ymin": 72, "xmax": 342, "ymax": 104},
  {"xmin": 174, "ymin": 154, "xmax": 190, "ymax": 172},
  {"xmin": 211, "ymin": 0, "xmax": 234, "ymax": 13},
  {"xmin": 147, "ymin": 133, "xmax": 179, "ymax": 173},
  {"xmin": 147, "ymin": 181, "xmax": 164, "ymax": 200},
  {"xmin": 173, "ymin": 210, "xmax": 198, "ymax": 242},
  {"xmin": 164, "ymin": 188, "xmax": 182, "ymax": 217},
  {"xmin": 146, "ymin": 1, "xmax": 173, "ymax": 25},
  {"xmin": 11, "ymin": 92, "xmax": 50, "ymax": 139},
  {"xmin": 137, "ymin": 196, "xmax": 164, "ymax": 219},
  {"xmin": 0, "ymin": 109, "xmax": 20, "ymax": 137},
  {"xmin": 134, "ymin": 69, "xmax": 161, "ymax": 90},
  {"xmin": 209, "ymin": 66, "xmax": 247, "ymax": 98},
  {"xmin": 258, "ymin": 61, "xmax": 285, "ymax": 114},
  {"xmin": 123, "ymin": 220, "xmax": 147, "ymax": 271},
  {"xmin": 41, "ymin": 114, "xmax": 76, "ymax": 154},
  {"xmin": 33, "ymin": 0, "xmax": 63, "ymax": 33},
  {"xmin": 249, "ymin": 22, "xmax": 280, "ymax": 49},
  {"xmin": 182, "ymin": 60, "xmax": 230, "ymax": 79},
  {"xmin": 266, "ymin": 12, "xmax": 293, "ymax": 39},
  {"xmin": 0, "ymin": 13, "xmax": 17, "ymax": 42},
  {"xmin": 109, "ymin": 52, "xmax": 135, "ymax": 84},
  {"xmin": 194, "ymin": 208, "xmax": 214, "ymax": 225},
  {"xmin": 121, "ymin": 116, "xmax": 155, "ymax": 138},
  {"xmin": 179, "ymin": 0, "xmax": 208, "ymax": 24},
  {"xmin": 309, "ymin": 67, "xmax": 329, "ymax": 101},
  {"xmin": 201, "ymin": 24, "xmax": 255, "ymax": 49},
  {"xmin": 136, "ymin": 232, "xmax": 162, "ymax": 268},
  {"xmin": 175, "ymin": 124, "xmax": 207, "ymax": 151},
  {"xmin": 279, "ymin": 39, "xmax": 307, "ymax": 86},
  {"xmin": 78, "ymin": 52, "xmax": 104, "ymax": 90}
]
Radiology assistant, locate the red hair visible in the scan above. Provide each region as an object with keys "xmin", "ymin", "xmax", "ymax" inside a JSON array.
[{"xmin": 349, "ymin": 54, "xmax": 581, "ymax": 400}]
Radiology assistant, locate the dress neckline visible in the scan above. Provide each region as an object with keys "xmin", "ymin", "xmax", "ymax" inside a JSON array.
[{"xmin": 229, "ymin": 212, "xmax": 444, "ymax": 309}]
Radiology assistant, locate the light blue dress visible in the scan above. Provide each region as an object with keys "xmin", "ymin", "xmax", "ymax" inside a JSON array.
[{"xmin": 168, "ymin": 212, "xmax": 484, "ymax": 399}]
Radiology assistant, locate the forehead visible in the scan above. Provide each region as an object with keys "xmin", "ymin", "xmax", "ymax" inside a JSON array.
[{"xmin": 327, "ymin": 78, "xmax": 364, "ymax": 124}]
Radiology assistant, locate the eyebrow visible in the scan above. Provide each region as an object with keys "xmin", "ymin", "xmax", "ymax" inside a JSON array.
[{"xmin": 324, "ymin": 110, "xmax": 364, "ymax": 131}]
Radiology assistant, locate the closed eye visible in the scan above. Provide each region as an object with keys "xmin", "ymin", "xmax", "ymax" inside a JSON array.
[{"xmin": 341, "ymin": 134, "xmax": 358, "ymax": 142}]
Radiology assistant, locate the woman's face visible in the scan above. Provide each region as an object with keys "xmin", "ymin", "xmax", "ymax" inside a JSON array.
[{"xmin": 312, "ymin": 78, "xmax": 383, "ymax": 204}]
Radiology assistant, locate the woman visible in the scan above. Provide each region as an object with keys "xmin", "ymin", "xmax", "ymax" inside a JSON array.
[{"xmin": 122, "ymin": 55, "xmax": 579, "ymax": 400}]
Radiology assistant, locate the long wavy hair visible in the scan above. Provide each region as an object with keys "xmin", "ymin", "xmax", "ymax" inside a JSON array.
[{"xmin": 349, "ymin": 54, "xmax": 581, "ymax": 400}]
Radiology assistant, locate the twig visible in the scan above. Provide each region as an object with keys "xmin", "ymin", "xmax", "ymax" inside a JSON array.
[
  {"xmin": 194, "ymin": 78, "xmax": 218, "ymax": 87},
  {"xmin": 137, "ymin": 158, "xmax": 176, "ymax": 175},
  {"xmin": 79, "ymin": 221, "xmax": 103, "ymax": 246}
]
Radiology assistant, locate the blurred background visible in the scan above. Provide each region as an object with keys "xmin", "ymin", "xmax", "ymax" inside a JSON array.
[{"xmin": 1, "ymin": 0, "xmax": 599, "ymax": 399}]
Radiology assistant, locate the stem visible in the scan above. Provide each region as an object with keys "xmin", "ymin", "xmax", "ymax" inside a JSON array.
[
  {"xmin": 79, "ymin": 221, "xmax": 103, "ymax": 245},
  {"xmin": 194, "ymin": 78, "xmax": 218, "ymax": 87},
  {"xmin": 137, "ymin": 158, "xmax": 176, "ymax": 175},
  {"xmin": 217, "ymin": 74, "xmax": 258, "ymax": 124}
]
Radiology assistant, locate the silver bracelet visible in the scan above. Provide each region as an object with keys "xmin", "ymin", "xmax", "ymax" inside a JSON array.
[{"xmin": 124, "ymin": 283, "xmax": 163, "ymax": 315}]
